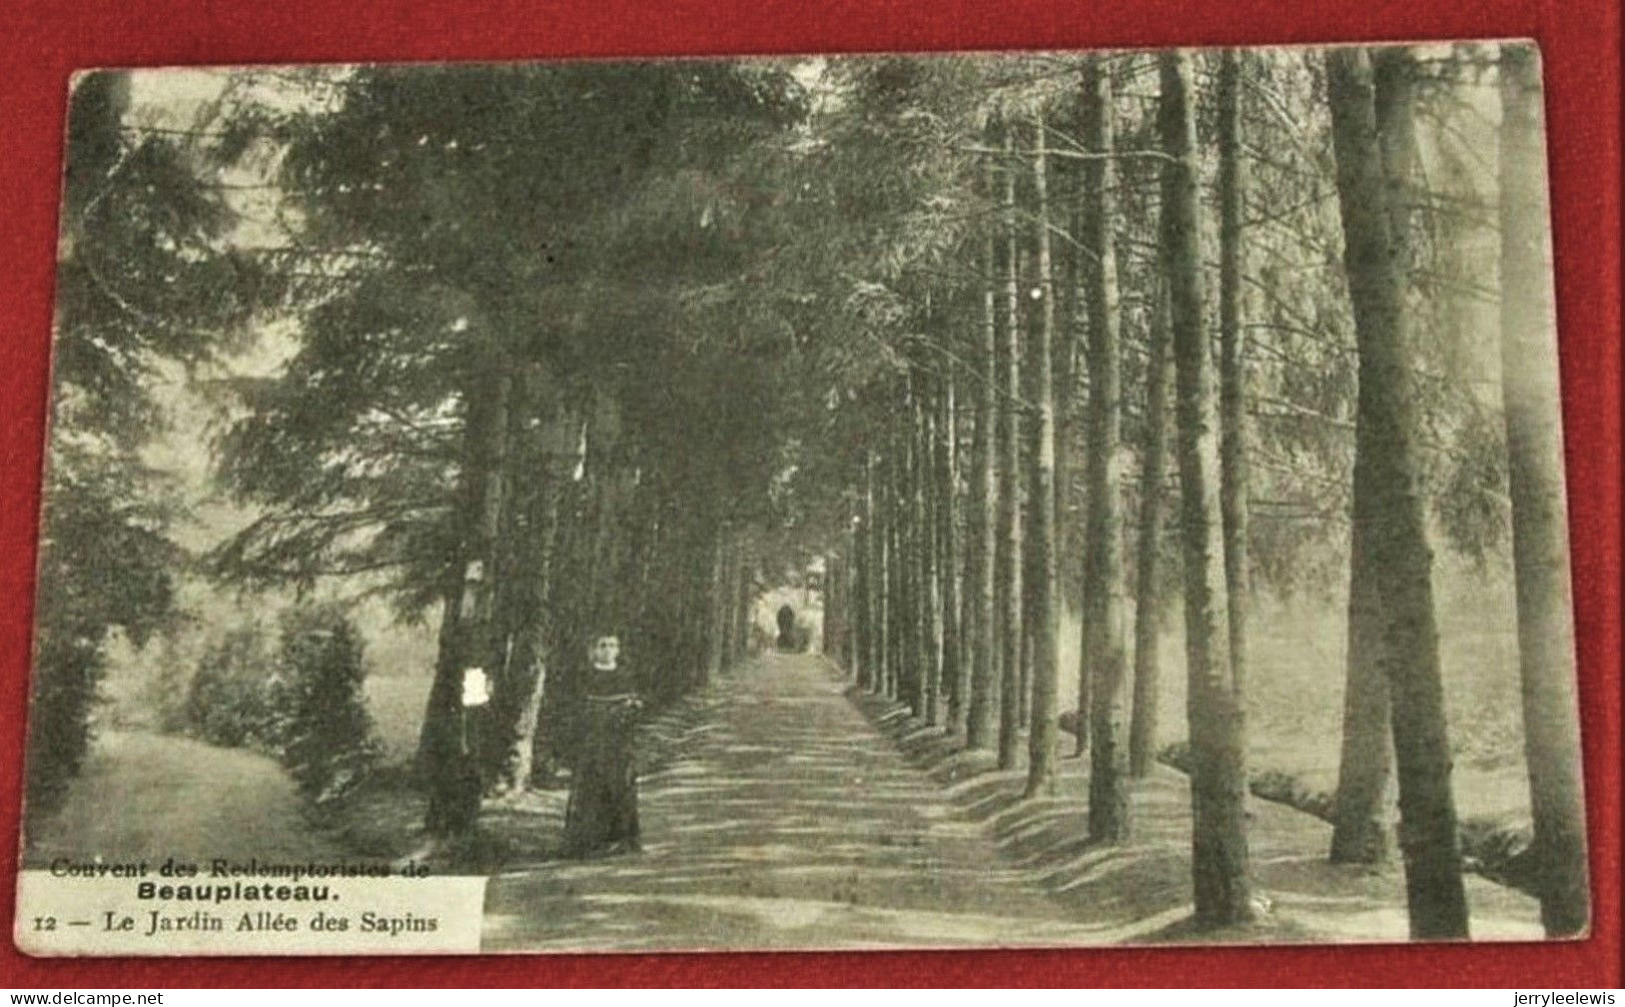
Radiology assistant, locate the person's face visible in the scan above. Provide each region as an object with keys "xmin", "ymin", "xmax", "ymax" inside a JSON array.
[{"xmin": 590, "ymin": 636, "xmax": 621, "ymax": 670}]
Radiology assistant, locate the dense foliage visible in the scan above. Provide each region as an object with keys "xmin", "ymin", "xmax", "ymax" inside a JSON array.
[
  {"xmin": 185, "ymin": 607, "xmax": 381, "ymax": 805},
  {"xmin": 277, "ymin": 606, "xmax": 382, "ymax": 805},
  {"xmin": 186, "ymin": 621, "xmax": 288, "ymax": 751},
  {"xmin": 27, "ymin": 71, "xmax": 259, "ymax": 813}
]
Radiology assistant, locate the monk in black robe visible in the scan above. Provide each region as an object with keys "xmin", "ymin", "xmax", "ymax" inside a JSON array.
[
  {"xmin": 776, "ymin": 604, "xmax": 796, "ymax": 650},
  {"xmin": 562, "ymin": 634, "xmax": 642, "ymax": 858}
]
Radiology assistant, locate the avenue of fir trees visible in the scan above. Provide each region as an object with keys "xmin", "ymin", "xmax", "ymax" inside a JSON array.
[{"xmin": 30, "ymin": 42, "xmax": 1586, "ymax": 939}]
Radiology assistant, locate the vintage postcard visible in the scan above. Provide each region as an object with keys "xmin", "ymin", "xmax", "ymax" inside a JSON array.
[{"xmin": 16, "ymin": 39, "xmax": 1589, "ymax": 955}]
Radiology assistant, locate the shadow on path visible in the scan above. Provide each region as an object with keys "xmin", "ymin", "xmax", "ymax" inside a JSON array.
[
  {"xmin": 483, "ymin": 652, "xmax": 1152, "ymax": 952},
  {"xmin": 849, "ymin": 676, "xmax": 1543, "ymax": 946}
]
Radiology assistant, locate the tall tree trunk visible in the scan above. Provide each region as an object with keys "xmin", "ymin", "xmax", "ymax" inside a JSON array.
[
  {"xmin": 723, "ymin": 529, "xmax": 744, "ymax": 669},
  {"xmin": 1055, "ymin": 197, "xmax": 1082, "ymax": 625},
  {"xmin": 1329, "ymin": 504, "xmax": 1395, "ymax": 862},
  {"xmin": 1329, "ymin": 46, "xmax": 1423, "ymax": 866},
  {"xmin": 420, "ymin": 570, "xmax": 469, "ymax": 804},
  {"xmin": 1020, "ymin": 302, "xmax": 1036, "ymax": 732},
  {"xmin": 862, "ymin": 455, "xmax": 881, "ymax": 691},
  {"xmin": 885, "ymin": 431, "xmax": 905, "ymax": 700},
  {"xmin": 876, "ymin": 457, "xmax": 893, "ymax": 697},
  {"xmin": 818, "ymin": 544, "xmax": 832, "ymax": 657},
  {"xmin": 852, "ymin": 501, "xmax": 870, "ymax": 683},
  {"xmin": 473, "ymin": 368, "xmax": 512, "ymax": 707},
  {"xmin": 1080, "ymin": 58, "xmax": 1131, "ymax": 839},
  {"xmin": 485, "ymin": 362, "xmax": 536, "ymax": 785},
  {"xmin": 835, "ymin": 543, "xmax": 848, "ymax": 663},
  {"xmin": 1217, "ymin": 48, "xmax": 1252, "ymax": 700},
  {"xmin": 1026, "ymin": 112, "xmax": 1062, "ymax": 796},
  {"xmin": 488, "ymin": 365, "xmax": 564, "ymax": 785},
  {"xmin": 715, "ymin": 529, "xmax": 734, "ymax": 678},
  {"xmin": 719, "ymin": 534, "xmax": 735, "ymax": 667},
  {"xmin": 688, "ymin": 525, "xmax": 714, "ymax": 685},
  {"xmin": 893, "ymin": 394, "xmax": 918, "ymax": 707},
  {"xmin": 507, "ymin": 398, "xmax": 576, "ymax": 789},
  {"xmin": 1160, "ymin": 49, "xmax": 1254, "ymax": 925},
  {"xmin": 966, "ymin": 203, "xmax": 1002, "ymax": 750},
  {"xmin": 957, "ymin": 367, "xmax": 978, "ymax": 734},
  {"xmin": 1129, "ymin": 288, "xmax": 1172, "ymax": 778},
  {"xmin": 1019, "ymin": 594, "xmax": 1033, "ymax": 729},
  {"xmin": 914, "ymin": 370, "xmax": 943, "ymax": 722},
  {"xmin": 848, "ymin": 513, "xmax": 865, "ymax": 672},
  {"xmin": 421, "ymin": 353, "xmax": 511, "ymax": 837},
  {"xmin": 822, "ymin": 547, "xmax": 837, "ymax": 658},
  {"xmin": 922, "ymin": 372, "xmax": 946, "ymax": 725},
  {"xmin": 997, "ymin": 124, "xmax": 1027, "ymax": 771},
  {"xmin": 938, "ymin": 364, "xmax": 966, "ymax": 732},
  {"xmin": 1070, "ymin": 203, "xmax": 1093, "ymax": 760},
  {"xmin": 734, "ymin": 532, "xmax": 755, "ymax": 666},
  {"xmin": 822, "ymin": 543, "xmax": 836, "ymax": 664},
  {"xmin": 837, "ymin": 545, "xmax": 850, "ymax": 664},
  {"xmin": 486, "ymin": 363, "xmax": 533, "ymax": 726},
  {"xmin": 852, "ymin": 513, "xmax": 866, "ymax": 682},
  {"xmin": 1499, "ymin": 41, "xmax": 1589, "ymax": 938},
  {"xmin": 582, "ymin": 389, "xmax": 638, "ymax": 646},
  {"xmin": 542, "ymin": 469, "xmax": 589, "ymax": 771},
  {"xmin": 715, "ymin": 529, "xmax": 734, "ymax": 668},
  {"xmin": 1326, "ymin": 44, "xmax": 1468, "ymax": 940},
  {"xmin": 897, "ymin": 389, "xmax": 916, "ymax": 710}
]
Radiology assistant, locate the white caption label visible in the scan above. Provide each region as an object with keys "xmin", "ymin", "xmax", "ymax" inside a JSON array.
[{"xmin": 15, "ymin": 868, "xmax": 487, "ymax": 956}]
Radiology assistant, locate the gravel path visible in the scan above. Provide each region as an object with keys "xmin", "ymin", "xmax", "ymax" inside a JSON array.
[{"xmin": 482, "ymin": 652, "xmax": 1129, "ymax": 952}]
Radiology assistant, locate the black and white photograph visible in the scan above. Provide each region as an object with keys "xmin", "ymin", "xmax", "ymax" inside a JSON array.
[{"xmin": 16, "ymin": 39, "xmax": 1591, "ymax": 955}]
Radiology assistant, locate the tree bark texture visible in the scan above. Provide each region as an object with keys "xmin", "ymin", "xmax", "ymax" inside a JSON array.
[
  {"xmin": 1025, "ymin": 112, "xmax": 1062, "ymax": 798},
  {"xmin": 1329, "ymin": 46, "xmax": 1423, "ymax": 867},
  {"xmin": 966, "ymin": 206, "xmax": 1002, "ymax": 750},
  {"xmin": 1159, "ymin": 49, "xmax": 1254, "ymax": 926},
  {"xmin": 422, "ymin": 352, "xmax": 511, "ymax": 836},
  {"xmin": 997, "ymin": 124, "xmax": 1027, "ymax": 771},
  {"xmin": 938, "ymin": 365, "xmax": 966, "ymax": 732},
  {"xmin": 1217, "ymin": 48, "xmax": 1252, "ymax": 700},
  {"xmin": 1129, "ymin": 287, "xmax": 1172, "ymax": 778},
  {"xmin": 1498, "ymin": 41, "xmax": 1590, "ymax": 938},
  {"xmin": 1080, "ymin": 58, "xmax": 1131, "ymax": 839},
  {"xmin": 1326, "ymin": 45, "xmax": 1469, "ymax": 940}
]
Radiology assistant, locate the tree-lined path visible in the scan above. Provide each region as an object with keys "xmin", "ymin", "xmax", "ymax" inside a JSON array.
[
  {"xmin": 483, "ymin": 652, "xmax": 1541, "ymax": 951},
  {"xmin": 485, "ymin": 653, "xmax": 1156, "ymax": 951},
  {"xmin": 31, "ymin": 45, "xmax": 1587, "ymax": 950}
]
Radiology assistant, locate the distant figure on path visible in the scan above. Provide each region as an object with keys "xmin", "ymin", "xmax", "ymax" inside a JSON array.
[
  {"xmin": 562, "ymin": 634, "xmax": 642, "ymax": 858},
  {"xmin": 776, "ymin": 604, "xmax": 797, "ymax": 650}
]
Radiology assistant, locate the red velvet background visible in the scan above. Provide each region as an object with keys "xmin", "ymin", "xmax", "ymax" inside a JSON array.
[{"xmin": 1, "ymin": 0, "xmax": 1617, "ymax": 988}]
